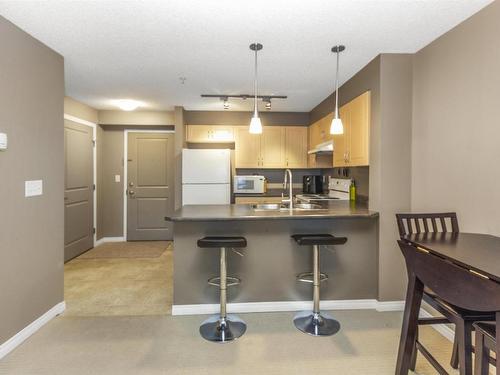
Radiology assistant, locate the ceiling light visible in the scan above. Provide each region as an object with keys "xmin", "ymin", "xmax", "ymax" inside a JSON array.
[
  {"xmin": 330, "ymin": 45, "xmax": 345, "ymax": 135},
  {"xmin": 113, "ymin": 99, "xmax": 141, "ymax": 111},
  {"xmin": 249, "ymin": 42, "xmax": 263, "ymax": 134}
]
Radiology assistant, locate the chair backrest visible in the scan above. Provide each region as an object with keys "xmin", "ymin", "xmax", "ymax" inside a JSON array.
[
  {"xmin": 397, "ymin": 240, "xmax": 500, "ymax": 312},
  {"xmin": 396, "ymin": 212, "xmax": 459, "ymax": 237}
]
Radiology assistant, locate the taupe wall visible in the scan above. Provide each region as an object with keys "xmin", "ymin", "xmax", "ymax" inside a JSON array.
[
  {"xmin": 412, "ymin": 1, "xmax": 500, "ymax": 236},
  {"xmin": 309, "ymin": 54, "xmax": 413, "ymax": 300},
  {"xmin": 185, "ymin": 110, "xmax": 309, "ymax": 126},
  {"xmin": 0, "ymin": 17, "xmax": 64, "ymax": 344},
  {"xmin": 64, "ymin": 96, "xmax": 99, "ymax": 123},
  {"xmin": 99, "ymin": 110, "xmax": 174, "ymax": 126}
]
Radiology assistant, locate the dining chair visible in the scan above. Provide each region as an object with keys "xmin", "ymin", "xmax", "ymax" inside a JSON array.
[
  {"xmin": 396, "ymin": 240, "xmax": 500, "ymax": 375},
  {"xmin": 396, "ymin": 213, "xmax": 495, "ymax": 374},
  {"xmin": 473, "ymin": 321, "xmax": 497, "ymax": 375}
]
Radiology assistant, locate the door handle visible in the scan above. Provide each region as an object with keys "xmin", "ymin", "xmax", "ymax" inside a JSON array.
[
  {"xmin": 129, "ymin": 182, "xmax": 134, "ymax": 187},
  {"xmin": 128, "ymin": 190, "xmax": 135, "ymax": 196}
]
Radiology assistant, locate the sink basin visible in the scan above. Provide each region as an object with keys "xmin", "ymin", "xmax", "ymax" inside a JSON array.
[
  {"xmin": 293, "ymin": 203, "xmax": 323, "ymax": 210},
  {"xmin": 251, "ymin": 202, "xmax": 324, "ymax": 211},
  {"xmin": 251, "ymin": 203, "xmax": 285, "ymax": 211}
]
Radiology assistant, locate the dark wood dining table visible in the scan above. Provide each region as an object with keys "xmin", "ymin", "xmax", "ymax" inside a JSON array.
[{"xmin": 395, "ymin": 232, "xmax": 500, "ymax": 375}]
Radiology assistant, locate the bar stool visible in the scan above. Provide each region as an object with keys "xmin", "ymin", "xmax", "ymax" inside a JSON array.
[
  {"xmin": 197, "ymin": 236, "xmax": 247, "ymax": 343},
  {"xmin": 292, "ymin": 234, "xmax": 347, "ymax": 336}
]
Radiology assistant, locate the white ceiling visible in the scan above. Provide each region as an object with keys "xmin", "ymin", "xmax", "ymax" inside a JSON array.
[{"xmin": 0, "ymin": 0, "xmax": 493, "ymax": 112}]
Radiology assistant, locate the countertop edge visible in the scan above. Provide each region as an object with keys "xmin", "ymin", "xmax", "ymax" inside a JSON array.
[{"xmin": 167, "ymin": 212, "xmax": 379, "ymax": 222}]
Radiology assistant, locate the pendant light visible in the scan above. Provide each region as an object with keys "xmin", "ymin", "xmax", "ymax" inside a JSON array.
[
  {"xmin": 249, "ymin": 43, "xmax": 263, "ymax": 134},
  {"xmin": 330, "ymin": 45, "xmax": 345, "ymax": 135}
]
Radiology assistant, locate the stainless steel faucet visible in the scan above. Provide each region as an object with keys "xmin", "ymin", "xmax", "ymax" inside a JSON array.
[{"xmin": 282, "ymin": 168, "xmax": 293, "ymax": 210}]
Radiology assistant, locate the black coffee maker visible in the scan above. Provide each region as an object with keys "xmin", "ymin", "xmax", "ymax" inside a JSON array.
[{"xmin": 302, "ymin": 175, "xmax": 324, "ymax": 194}]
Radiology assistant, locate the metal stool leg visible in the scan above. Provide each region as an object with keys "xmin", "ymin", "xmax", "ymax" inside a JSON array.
[
  {"xmin": 199, "ymin": 247, "xmax": 246, "ymax": 343},
  {"xmin": 293, "ymin": 244, "xmax": 341, "ymax": 336}
]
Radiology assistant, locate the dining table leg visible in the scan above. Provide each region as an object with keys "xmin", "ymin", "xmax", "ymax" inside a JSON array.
[{"xmin": 395, "ymin": 271, "xmax": 424, "ymax": 375}]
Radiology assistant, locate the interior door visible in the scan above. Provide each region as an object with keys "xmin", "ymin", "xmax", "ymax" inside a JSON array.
[
  {"xmin": 64, "ymin": 120, "xmax": 94, "ymax": 261},
  {"xmin": 127, "ymin": 133, "xmax": 174, "ymax": 241}
]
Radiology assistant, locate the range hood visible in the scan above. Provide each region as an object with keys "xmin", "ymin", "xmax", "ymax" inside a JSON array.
[{"xmin": 307, "ymin": 140, "xmax": 334, "ymax": 155}]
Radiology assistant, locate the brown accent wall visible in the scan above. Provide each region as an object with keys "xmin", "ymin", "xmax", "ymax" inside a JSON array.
[
  {"xmin": 185, "ymin": 110, "xmax": 309, "ymax": 126},
  {"xmin": 98, "ymin": 110, "xmax": 174, "ymax": 126},
  {"xmin": 412, "ymin": 1, "xmax": 500, "ymax": 235},
  {"xmin": 309, "ymin": 54, "xmax": 413, "ymax": 300},
  {"xmin": 0, "ymin": 17, "xmax": 64, "ymax": 343}
]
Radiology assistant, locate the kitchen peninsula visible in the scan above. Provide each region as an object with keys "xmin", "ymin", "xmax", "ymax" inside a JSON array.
[{"xmin": 168, "ymin": 201, "xmax": 379, "ymax": 313}]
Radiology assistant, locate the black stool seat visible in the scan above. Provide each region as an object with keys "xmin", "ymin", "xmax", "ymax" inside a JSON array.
[
  {"xmin": 292, "ymin": 234, "xmax": 347, "ymax": 246},
  {"xmin": 197, "ymin": 236, "xmax": 247, "ymax": 248}
]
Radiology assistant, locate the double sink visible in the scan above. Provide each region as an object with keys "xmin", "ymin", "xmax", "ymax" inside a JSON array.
[{"xmin": 252, "ymin": 202, "xmax": 324, "ymax": 211}]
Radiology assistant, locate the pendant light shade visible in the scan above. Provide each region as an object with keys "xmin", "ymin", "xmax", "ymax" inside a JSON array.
[
  {"xmin": 249, "ymin": 115, "xmax": 263, "ymax": 134},
  {"xmin": 330, "ymin": 45, "xmax": 345, "ymax": 135},
  {"xmin": 249, "ymin": 43, "xmax": 263, "ymax": 134}
]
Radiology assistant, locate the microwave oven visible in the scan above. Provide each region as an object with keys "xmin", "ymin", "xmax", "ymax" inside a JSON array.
[{"xmin": 233, "ymin": 175, "xmax": 265, "ymax": 194}]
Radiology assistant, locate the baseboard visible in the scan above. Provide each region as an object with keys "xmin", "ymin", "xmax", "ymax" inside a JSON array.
[
  {"xmin": 172, "ymin": 299, "xmax": 406, "ymax": 316},
  {"xmin": 95, "ymin": 236, "xmax": 125, "ymax": 247},
  {"xmin": 0, "ymin": 301, "xmax": 66, "ymax": 360},
  {"xmin": 375, "ymin": 300, "xmax": 406, "ymax": 312}
]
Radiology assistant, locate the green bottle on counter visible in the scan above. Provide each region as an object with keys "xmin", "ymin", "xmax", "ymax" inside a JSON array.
[{"xmin": 349, "ymin": 179, "xmax": 356, "ymax": 201}]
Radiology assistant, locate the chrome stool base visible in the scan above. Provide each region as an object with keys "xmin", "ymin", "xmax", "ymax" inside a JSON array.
[
  {"xmin": 293, "ymin": 310, "xmax": 341, "ymax": 337},
  {"xmin": 199, "ymin": 314, "xmax": 247, "ymax": 343}
]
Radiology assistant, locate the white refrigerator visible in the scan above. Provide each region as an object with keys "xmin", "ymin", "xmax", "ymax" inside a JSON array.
[{"xmin": 182, "ymin": 149, "xmax": 231, "ymax": 205}]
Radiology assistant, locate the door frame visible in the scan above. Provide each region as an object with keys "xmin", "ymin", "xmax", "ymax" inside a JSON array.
[
  {"xmin": 63, "ymin": 114, "xmax": 97, "ymax": 247},
  {"xmin": 123, "ymin": 129, "xmax": 175, "ymax": 241}
]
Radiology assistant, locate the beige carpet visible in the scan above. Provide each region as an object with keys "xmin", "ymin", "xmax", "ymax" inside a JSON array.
[
  {"xmin": 0, "ymin": 310, "xmax": 460, "ymax": 375},
  {"xmin": 64, "ymin": 241, "xmax": 173, "ymax": 316},
  {"xmin": 78, "ymin": 241, "xmax": 170, "ymax": 259}
]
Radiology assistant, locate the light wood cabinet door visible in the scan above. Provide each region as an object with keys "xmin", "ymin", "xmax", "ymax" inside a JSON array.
[
  {"xmin": 347, "ymin": 91, "xmax": 370, "ymax": 166},
  {"xmin": 186, "ymin": 125, "xmax": 213, "ymax": 143},
  {"xmin": 260, "ymin": 127, "xmax": 286, "ymax": 168},
  {"xmin": 186, "ymin": 125, "xmax": 234, "ymax": 143},
  {"xmin": 333, "ymin": 105, "xmax": 349, "ymax": 167},
  {"xmin": 235, "ymin": 126, "xmax": 261, "ymax": 168},
  {"xmin": 285, "ymin": 127, "xmax": 308, "ymax": 168}
]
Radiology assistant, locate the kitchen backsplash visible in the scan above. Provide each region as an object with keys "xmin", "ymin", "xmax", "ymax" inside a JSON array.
[
  {"xmin": 235, "ymin": 166, "xmax": 369, "ymax": 199},
  {"xmin": 235, "ymin": 169, "xmax": 322, "ymax": 184}
]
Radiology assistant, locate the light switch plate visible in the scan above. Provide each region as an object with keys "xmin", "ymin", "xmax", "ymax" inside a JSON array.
[
  {"xmin": 115, "ymin": 174, "xmax": 121, "ymax": 182},
  {"xmin": 25, "ymin": 180, "xmax": 43, "ymax": 197},
  {"xmin": 0, "ymin": 133, "xmax": 7, "ymax": 150}
]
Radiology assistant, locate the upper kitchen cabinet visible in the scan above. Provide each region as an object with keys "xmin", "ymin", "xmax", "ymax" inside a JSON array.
[
  {"xmin": 235, "ymin": 126, "xmax": 261, "ymax": 168},
  {"xmin": 186, "ymin": 125, "xmax": 234, "ymax": 143},
  {"xmin": 333, "ymin": 91, "xmax": 371, "ymax": 167},
  {"xmin": 235, "ymin": 125, "xmax": 308, "ymax": 168},
  {"xmin": 285, "ymin": 127, "xmax": 308, "ymax": 168},
  {"xmin": 260, "ymin": 126, "xmax": 286, "ymax": 168},
  {"xmin": 309, "ymin": 113, "xmax": 334, "ymax": 168}
]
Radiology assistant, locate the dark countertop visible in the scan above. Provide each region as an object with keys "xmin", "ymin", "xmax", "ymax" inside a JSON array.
[{"xmin": 167, "ymin": 200, "xmax": 378, "ymax": 222}]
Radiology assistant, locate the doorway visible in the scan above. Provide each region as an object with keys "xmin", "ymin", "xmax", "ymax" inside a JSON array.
[
  {"xmin": 124, "ymin": 131, "xmax": 175, "ymax": 240},
  {"xmin": 64, "ymin": 117, "xmax": 96, "ymax": 261}
]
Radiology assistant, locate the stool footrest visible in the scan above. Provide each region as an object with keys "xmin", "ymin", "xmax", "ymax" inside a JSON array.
[
  {"xmin": 296, "ymin": 272, "xmax": 328, "ymax": 283},
  {"xmin": 208, "ymin": 276, "xmax": 241, "ymax": 287}
]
